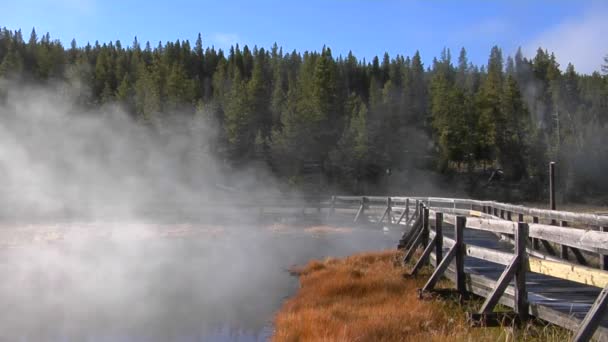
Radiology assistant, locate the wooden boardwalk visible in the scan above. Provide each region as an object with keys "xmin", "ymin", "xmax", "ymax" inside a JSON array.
[{"xmin": 323, "ymin": 196, "xmax": 608, "ymax": 341}]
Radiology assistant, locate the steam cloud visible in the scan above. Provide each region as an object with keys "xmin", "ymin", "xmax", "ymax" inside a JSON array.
[{"xmin": 0, "ymin": 81, "xmax": 399, "ymax": 341}]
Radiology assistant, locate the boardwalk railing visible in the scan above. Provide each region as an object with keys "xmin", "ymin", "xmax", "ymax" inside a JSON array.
[{"xmin": 319, "ymin": 196, "xmax": 608, "ymax": 341}]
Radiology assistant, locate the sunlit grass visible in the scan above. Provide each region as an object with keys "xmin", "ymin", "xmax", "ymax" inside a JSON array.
[{"xmin": 273, "ymin": 250, "xmax": 571, "ymax": 341}]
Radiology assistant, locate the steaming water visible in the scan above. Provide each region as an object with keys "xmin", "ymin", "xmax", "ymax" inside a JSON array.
[{"xmin": 0, "ymin": 222, "xmax": 401, "ymax": 342}]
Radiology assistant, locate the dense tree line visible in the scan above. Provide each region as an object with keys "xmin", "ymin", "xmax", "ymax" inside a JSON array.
[{"xmin": 1, "ymin": 27, "xmax": 607, "ymax": 200}]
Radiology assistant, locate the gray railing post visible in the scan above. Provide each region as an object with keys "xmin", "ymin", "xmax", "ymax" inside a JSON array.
[
  {"xmin": 405, "ymin": 198, "xmax": 410, "ymax": 222},
  {"xmin": 515, "ymin": 222, "xmax": 529, "ymax": 321},
  {"xmin": 387, "ymin": 197, "xmax": 392, "ymax": 223},
  {"xmin": 560, "ymin": 220, "xmax": 569, "ymax": 260},
  {"xmin": 422, "ymin": 206, "xmax": 429, "ymax": 247},
  {"xmin": 435, "ymin": 212, "xmax": 443, "ymax": 268},
  {"xmin": 532, "ymin": 216, "xmax": 540, "ymax": 250},
  {"xmin": 455, "ymin": 216, "xmax": 467, "ymax": 298},
  {"xmin": 601, "ymin": 227, "xmax": 608, "ymax": 271}
]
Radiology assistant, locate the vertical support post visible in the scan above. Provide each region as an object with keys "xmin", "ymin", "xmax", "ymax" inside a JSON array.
[
  {"xmin": 455, "ymin": 216, "xmax": 467, "ymax": 298},
  {"xmin": 435, "ymin": 212, "xmax": 443, "ymax": 268},
  {"xmin": 560, "ymin": 221, "xmax": 569, "ymax": 260},
  {"xmin": 601, "ymin": 227, "xmax": 608, "ymax": 271},
  {"xmin": 515, "ymin": 222, "xmax": 529, "ymax": 321},
  {"xmin": 422, "ymin": 206, "xmax": 429, "ymax": 247},
  {"xmin": 532, "ymin": 216, "xmax": 540, "ymax": 250},
  {"xmin": 549, "ymin": 161, "xmax": 556, "ymax": 212},
  {"xmin": 386, "ymin": 197, "xmax": 392, "ymax": 223},
  {"xmin": 518, "ymin": 213, "xmax": 524, "ymax": 222},
  {"xmin": 405, "ymin": 198, "xmax": 410, "ymax": 222}
]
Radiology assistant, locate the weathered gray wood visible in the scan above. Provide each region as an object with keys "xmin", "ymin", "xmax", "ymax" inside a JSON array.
[
  {"xmin": 395, "ymin": 207, "xmax": 408, "ymax": 225},
  {"xmin": 602, "ymin": 227, "xmax": 608, "ymax": 271},
  {"xmin": 422, "ymin": 207, "xmax": 430, "ymax": 248},
  {"xmin": 479, "ymin": 255, "xmax": 520, "ymax": 313},
  {"xmin": 532, "ymin": 216, "xmax": 540, "ymax": 250},
  {"xmin": 410, "ymin": 236, "xmax": 437, "ymax": 276},
  {"xmin": 399, "ymin": 210, "xmax": 422, "ymax": 250},
  {"xmin": 456, "ymin": 216, "xmax": 467, "ymax": 298},
  {"xmin": 402, "ymin": 196, "xmax": 608, "ymax": 226},
  {"xmin": 465, "ymin": 217, "xmax": 516, "ymax": 235},
  {"xmin": 572, "ymin": 285, "xmax": 608, "ymax": 342},
  {"xmin": 403, "ymin": 225, "xmax": 425, "ymax": 263},
  {"xmin": 465, "ymin": 245, "xmax": 513, "ymax": 266},
  {"xmin": 528, "ymin": 223, "xmax": 608, "ymax": 255},
  {"xmin": 353, "ymin": 198, "xmax": 365, "ymax": 223},
  {"xmin": 421, "ymin": 245, "xmax": 457, "ymax": 292},
  {"xmin": 560, "ymin": 220, "xmax": 569, "ymax": 260},
  {"xmin": 550, "ymin": 161, "xmax": 556, "ymax": 212},
  {"xmin": 435, "ymin": 212, "xmax": 443, "ymax": 268},
  {"xmin": 515, "ymin": 222, "xmax": 529, "ymax": 321}
]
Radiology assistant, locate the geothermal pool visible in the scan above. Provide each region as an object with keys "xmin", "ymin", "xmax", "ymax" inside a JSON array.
[{"xmin": 0, "ymin": 221, "xmax": 401, "ymax": 341}]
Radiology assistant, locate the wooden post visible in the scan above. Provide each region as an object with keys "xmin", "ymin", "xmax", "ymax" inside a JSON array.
[
  {"xmin": 455, "ymin": 216, "xmax": 467, "ymax": 298},
  {"xmin": 514, "ymin": 222, "xmax": 529, "ymax": 321},
  {"xmin": 405, "ymin": 198, "xmax": 410, "ymax": 222},
  {"xmin": 422, "ymin": 207, "xmax": 430, "ymax": 247},
  {"xmin": 549, "ymin": 161, "xmax": 556, "ymax": 212},
  {"xmin": 435, "ymin": 212, "xmax": 443, "ymax": 268},
  {"xmin": 532, "ymin": 216, "xmax": 540, "ymax": 250},
  {"xmin": 601, "ymin": 227, "xmax": 608, "ymax": 271},
  {"xmin": 560, "ymin": 220, "xmax": 569, "ymax": 260},
  {"xmin": 387, "ymin": 197, "xmax": 392, "ymax": 223}
]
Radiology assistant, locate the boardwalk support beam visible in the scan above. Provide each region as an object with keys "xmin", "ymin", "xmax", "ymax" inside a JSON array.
[{"xmin": 572, "ymin": 285, "xmax": 608, "ymax": 342}]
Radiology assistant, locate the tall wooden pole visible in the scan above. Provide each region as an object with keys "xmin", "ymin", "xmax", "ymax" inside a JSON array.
[{"xmin": 549, "ymin": 162, "xmax": 556, "ymax": 212}]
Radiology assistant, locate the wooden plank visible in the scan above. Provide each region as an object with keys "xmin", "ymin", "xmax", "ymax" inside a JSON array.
[
  {"xmin": 465, "ymin": 217, "xmax": 516, "ymax": 235},
  {"xmin": 422, "ymin": 245, "xmax": 457, "ymax": 292},
  {"xmin": 410, "ymin": 236, "xmax": 437, "ymax": 275},
  {"xmin": 465, "ymin": 245, "xmax": 513, "ymax": 266},
  {"xmin": 528, "ymin": 223, "xmax": 608, "ymax": 255},
  {"xmin": 572, "ymin": 285, "xmax": 608, "ymax": 342},
  {"xmin": 479, "ymin": 255, "xmax": 520, "ymax": 313},
  {"xmin": 403, "ymin": 226, "xmax": 425, "ymax": 263},
  {"xmin": 527, "ymin": 257, "xmax": 608, "ymax": 288}
]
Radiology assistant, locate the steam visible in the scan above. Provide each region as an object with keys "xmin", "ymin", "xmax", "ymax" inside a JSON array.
[
  {"xmin": 0, "ymin": 82, "xmax": 281, "ymax": 221},
  {"xmin": 0, "ymin": 81, "xmax": 401, "ymax": 341}
]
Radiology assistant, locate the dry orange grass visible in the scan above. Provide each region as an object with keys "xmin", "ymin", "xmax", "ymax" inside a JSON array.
[
  {"xmin": 273, "ymin": 250, "xmax": 472, "ymax": 341},
  {"xmin": 272, "ymin": 250, "xmax": 568, "ymax": 342}
]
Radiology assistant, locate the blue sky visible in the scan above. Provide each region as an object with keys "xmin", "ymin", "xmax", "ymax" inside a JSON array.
[{"xmin": 1, "ymin": 0, "xmax": 607, "ymax": 73}]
